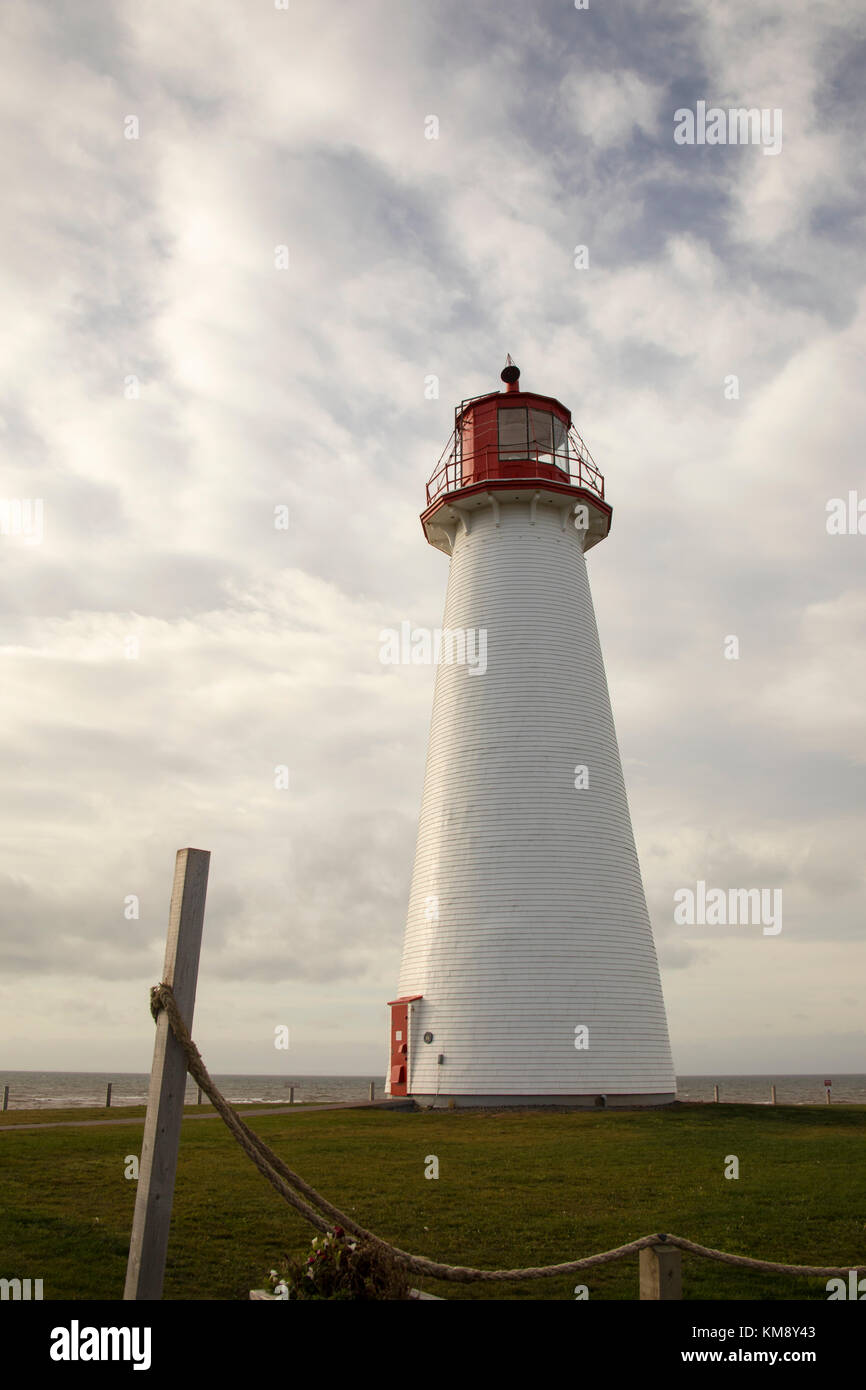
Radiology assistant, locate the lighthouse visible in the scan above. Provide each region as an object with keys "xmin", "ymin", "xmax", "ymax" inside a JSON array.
[{"xmin": 386, "ymin": 361, "xmax": 675, "ymax": 1107}]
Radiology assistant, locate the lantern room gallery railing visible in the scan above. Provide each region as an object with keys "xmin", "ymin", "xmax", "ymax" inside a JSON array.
[{"xmin": 426, "ymin": 421, "xmax": 606, "ymax": 507}]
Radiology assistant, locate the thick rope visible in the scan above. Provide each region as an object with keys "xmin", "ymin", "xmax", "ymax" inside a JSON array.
[{"xmin": 151, "ymin": 983, "xmax": 866, "ymax": 1283}]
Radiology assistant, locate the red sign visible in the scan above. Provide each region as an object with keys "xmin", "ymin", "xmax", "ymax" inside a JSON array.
[{"xmin": 823, "ymin": 1080, "xmax": 832, "ymax": 1087}]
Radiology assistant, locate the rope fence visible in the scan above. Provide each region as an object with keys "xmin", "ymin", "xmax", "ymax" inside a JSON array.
[{"xmin": 150, "ymin": 982, "xmax": 866, "ymax": 1290}]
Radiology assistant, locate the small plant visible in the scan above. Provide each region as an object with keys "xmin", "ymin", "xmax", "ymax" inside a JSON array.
[{"xmin": 266, "ymin": 1226, "xmax": 412, "ymax": 1301}]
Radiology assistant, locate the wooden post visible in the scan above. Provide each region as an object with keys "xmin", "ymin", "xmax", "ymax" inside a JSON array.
[
  {"xmin": 197, "ymin": 1086, "xmax": 202, "ymax": 1105},
  {"xmin": 2, "ymin": 1085, "xmax": 8, "ymax": 1111},
  {"xmin": 770, "ymin": 1084, "xmax": 776, "ymax": 1105},
  {"xmin": 826, "ymin": 1087, "xmax": 831, "ymax": 1105},
  {"xmin": 713, "ymin": 1084, "xmax": 719, "ymax": 1103},
  {"xmin": 640, "ymin": 1243, "xmax": 682, "ymax": 1300},
  {"xmin": 106, "ymin": 1083, "xmax": 112, "ymax": 1108},
  {"xmin": 289, "ymin": 1085, "xmax": 294, "ymax": 1105},
  {"xmin": 369, "ymin": 1081, "xmax": 375, "ymax": 1101},
  {"xmin": 124, "ymin": 848, "xmax": 210, "ymax": 1301}
]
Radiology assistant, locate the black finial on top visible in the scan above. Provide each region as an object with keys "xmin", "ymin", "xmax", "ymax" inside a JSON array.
[{"xmin": 500, "ymin": 354, "xmax": 520, "ymax": 386}]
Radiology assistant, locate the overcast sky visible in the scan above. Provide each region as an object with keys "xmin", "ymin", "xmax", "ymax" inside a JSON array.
[{"xmin": 1, "ymin": 0, "xmax": 864, "ymax": 1079}]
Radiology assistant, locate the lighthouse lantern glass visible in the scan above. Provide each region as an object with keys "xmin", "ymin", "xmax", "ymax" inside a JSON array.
[
  {"xmin": 498, "ymin": 406, "xmax": 570, "ymax": 474},
  {"xmin": 529, "ymin": 409, "xmax": 553, "ymax": 457},
  {"xmin": 552, "ymin": 414, "xmax": 568, "ymax": 464},
  {"xmin": 498, "ymin": 406, "xmax": 529, "ymax": 459}
]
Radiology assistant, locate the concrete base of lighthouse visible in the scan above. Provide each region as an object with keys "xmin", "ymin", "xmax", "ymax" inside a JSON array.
[{"xmin": 407, "ymin": 1092, "xmax": 677, "ymax": 1110}]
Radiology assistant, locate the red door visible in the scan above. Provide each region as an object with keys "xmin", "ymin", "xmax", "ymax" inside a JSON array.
[{"xmin": 389, "ymin": 1003, "xmax": 409, "ymax": 1095}]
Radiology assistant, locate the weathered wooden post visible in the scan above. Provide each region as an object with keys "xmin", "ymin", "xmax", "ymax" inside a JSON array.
[
  {"xmin": 770, "ymin": 1084, "xmax": 776, "ymax": 1105},
  {"xmin": 197, "ymin": 1086, "xmax": 202, "ymax": 1105},
  {"xmin": 123, "ymin": 848, "xmax": 210, "ymax": 1301},
  {"xmin": 369, "ymin": 1081, "xmax": 375, "ymax": 1101},
  {"xmin": 289, "ymin": 1085, "xmax": 294, "ymax": 1105},
  {"xmin": 106, "ymin": 1083, "xmax": 113, "ymax": 1108},
  {"xmin": 2, "ymin": 1085, "xmax": 8, "ymax": 1111},
  {"xmin": 713, "ymin": 1084, "xmax": 719, "ymax": 1103},
  {"xmin": 640, "ymin": 1242, "xmax": 682, "ymax": 1300}
]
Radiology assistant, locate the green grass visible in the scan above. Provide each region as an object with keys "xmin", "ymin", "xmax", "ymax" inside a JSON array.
[
  {"xmin": 0, "ymin": 1101, "xmax": 328, "ymax": 1127},
  {"xmin": 0, "ymin": 1103, "xmax": 863, "ymax": 1301}
]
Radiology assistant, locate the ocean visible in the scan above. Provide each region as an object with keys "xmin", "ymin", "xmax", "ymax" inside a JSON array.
[{"xmin": 1, "ymin": 1071, "xmax": 864, "ymax": 1110}]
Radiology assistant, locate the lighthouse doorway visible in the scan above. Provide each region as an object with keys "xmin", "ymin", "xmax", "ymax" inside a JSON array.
[
  {"xmin": 389, "ymin": 1002, "xmax": 408, "ymax": 1095},
  {"xmin": 386, "ymin": 995, "xmax": 423, "ymax": 1097}
]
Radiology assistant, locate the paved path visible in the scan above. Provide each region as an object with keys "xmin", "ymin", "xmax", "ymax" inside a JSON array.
[{"xmin": 0, "ymin": 1097, "xmax": 414, "ymax": 1133}]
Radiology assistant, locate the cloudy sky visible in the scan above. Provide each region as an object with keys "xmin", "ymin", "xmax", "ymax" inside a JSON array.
[{"xmin": 1, "ymin": 0, "xmax": 864, "ymax": 1080}]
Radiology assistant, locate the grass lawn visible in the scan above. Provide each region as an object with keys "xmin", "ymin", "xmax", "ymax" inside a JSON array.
[
  {"xmin": 0, "ymin": 1102, "xmax": 863, "ymax": 1300},
  {"xmin": 0, "ymin": 1101, "xmax": 329, "ymax": 1127}
]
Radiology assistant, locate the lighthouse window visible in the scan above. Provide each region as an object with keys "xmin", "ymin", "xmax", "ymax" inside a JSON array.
[
  {"xmin": 499, "ymin": 407, "xmax": 570, "ymax": 471},
  {"xmin": 498, "ymin": 407, "xmax": 529, "ymax": 459},
  {"xmin": 552, "ymin": 415, "xmax": 569, "ymax": 471},
  {"xmin": 529, "ymin": 409, "xmax": 554, "ymax": 457}
]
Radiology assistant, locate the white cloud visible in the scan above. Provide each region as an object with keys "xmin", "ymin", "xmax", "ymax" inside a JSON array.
[{"xmin": 0, "ymin": 0, "xmax": 863, "ymax": 1073}]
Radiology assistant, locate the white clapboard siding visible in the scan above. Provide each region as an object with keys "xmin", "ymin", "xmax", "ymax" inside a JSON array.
[{"xmin": 391, "ymin": 494, "xmax": 676, "ymax": 1104}]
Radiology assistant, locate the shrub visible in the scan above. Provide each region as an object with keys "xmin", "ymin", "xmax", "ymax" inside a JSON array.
[{"xmin": 266, "ymin": 1226, "xmax": 412, "ymax": 1301}]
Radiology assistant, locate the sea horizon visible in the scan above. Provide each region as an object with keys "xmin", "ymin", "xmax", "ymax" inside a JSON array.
[{"xmin": 2, "ymin": 1070, "xmax": 864, "ymax": 1110}]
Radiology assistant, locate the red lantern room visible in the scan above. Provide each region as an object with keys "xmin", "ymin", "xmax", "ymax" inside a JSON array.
[{"xmin": 421, "ymin": 356, "xmax": 613, "ymax": 555}]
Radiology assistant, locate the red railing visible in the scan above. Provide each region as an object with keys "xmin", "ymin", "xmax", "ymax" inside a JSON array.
[{"xmin": 425, "ymin": 423, "xmax": 605, "ymax": 507}]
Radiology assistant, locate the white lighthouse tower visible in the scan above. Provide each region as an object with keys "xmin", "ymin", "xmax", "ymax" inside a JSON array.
[{"xmin": 386, "ymin": 361, "xmax": 675, "ymax": 1107}]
